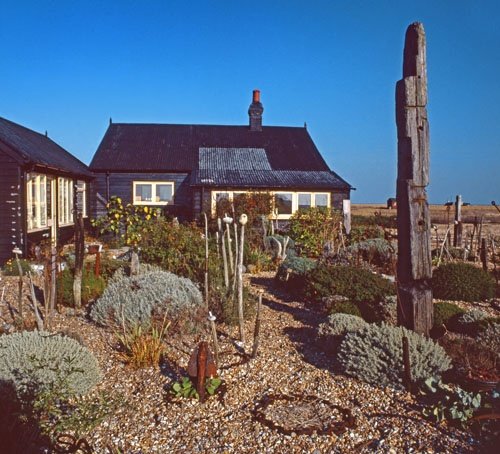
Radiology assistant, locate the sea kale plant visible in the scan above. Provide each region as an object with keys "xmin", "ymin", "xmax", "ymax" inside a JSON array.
[
  {"xmin": 337, "ymin": 323, "xmax": 451, "ymax": 390},
  {"xmin": 90, "ymin": 268, "xmax": 203, "ymax": 329},
  {"xmin": 0, "ymin": 331, "xmax": 102, "ymax": 401}
]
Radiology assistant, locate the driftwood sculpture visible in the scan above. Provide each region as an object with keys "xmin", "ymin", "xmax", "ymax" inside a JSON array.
[{"xmin": 396, "ymin": 22, "xmax": 433, "ymax": 335}]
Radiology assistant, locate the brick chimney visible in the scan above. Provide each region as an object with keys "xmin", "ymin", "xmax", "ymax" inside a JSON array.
[{"xmin": 248, "ymin": 89, "xmax": 264, "ymax": 131}]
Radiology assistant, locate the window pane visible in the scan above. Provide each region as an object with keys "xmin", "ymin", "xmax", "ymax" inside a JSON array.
[
  {"xmin": 157, "ymin": 184, "xmax": 172, "ymax": 202},
  {"xmin": 298, "ymin": 194, "xmax": 311, "ymax": 210},
  {"xmin": 216, "ymin": 192, "xmax": 230, "ymax": 203},
  {"xmin": 315, "ymin": 193, "xmax": 328, "ymax": 207},
  {"xmin": 275, "ymin": 193, "xmax": 293, "ymax": 215},
  {"xmin": 135, "ymin": 184, "xmax": 152, "ymax": 202},
  {"xmin": 40, "ymin": 176, "xmax": 46, "ymax": 226}
]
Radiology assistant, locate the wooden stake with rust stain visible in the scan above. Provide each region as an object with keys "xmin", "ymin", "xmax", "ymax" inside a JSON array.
[{"xmin": 196, "ymin": 341, "xmax": 208, "ymax": 402}]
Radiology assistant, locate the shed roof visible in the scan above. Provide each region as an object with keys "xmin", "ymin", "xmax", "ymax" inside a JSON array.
[{"xmin": 0, "ymin": 117, "xmax": 92, "ymax": 178}]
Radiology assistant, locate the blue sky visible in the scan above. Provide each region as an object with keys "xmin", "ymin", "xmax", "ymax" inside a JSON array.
[{"xmin": 1, "ymin": 0, "xmax": 498, "ymax": 204}]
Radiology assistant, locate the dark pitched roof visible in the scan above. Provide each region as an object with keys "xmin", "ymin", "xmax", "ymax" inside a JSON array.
[
  {"xmin": 90, "ymin": 123, "xmax": 332, "ymax": 173},
  {"xmin": 0, "ymin": 117, "xmax": 92, "ymax": 178},
  {"xmin": 191, "ymin": 170, "xmax": 350, "ymax": 189}
]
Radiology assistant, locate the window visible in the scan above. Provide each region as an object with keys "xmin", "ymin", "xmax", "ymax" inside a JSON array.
[
  {"xmin": 274, "ymin": 193, "xmax": 293, "ymax": 215},
  {"xmin": 58, "ymin": 177, "xmax": 74, "ymax": 225},
  {"xmin": 133, "ymin": 181, "xmax": 174, "ymax": 205},
  {"xmin": 77, "ymin": 180, "xmax": 87, "ymax": 217},
  {"xmin": 315, "ymin": 193, "xmax": 329, "ymax": 208},
  {"xmin": 26, "ymin": 173, "xmax": 48, "ymax": 230},
  {"xmin": 298, "ymin": 193, "xmax": 312, "ymax": 210}
]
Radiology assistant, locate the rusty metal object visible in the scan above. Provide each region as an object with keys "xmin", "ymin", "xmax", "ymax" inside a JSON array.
[{"xmin": 187, "ymin": 341, "xmax": 217, "ymax": 380}]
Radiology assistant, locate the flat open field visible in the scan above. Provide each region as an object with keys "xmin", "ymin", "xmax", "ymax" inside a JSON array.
[{"xmin": 352, "ymin": 203, "xmax": 500, "ymax": 242}]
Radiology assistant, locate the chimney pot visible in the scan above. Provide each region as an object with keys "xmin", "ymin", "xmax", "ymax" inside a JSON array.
[{"xmin": 253, "ymin": 89, "xmax": 260, "ymax": 103}]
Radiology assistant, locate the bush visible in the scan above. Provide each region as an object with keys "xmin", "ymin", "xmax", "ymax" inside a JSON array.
[
  {"xmin": 318, "ymin": 313, "xmax": 367, "ymax": 338},
  {"xmin": 339, "ymin": 238, "xmax": 395, "ymax": 269},
  {"xmin": 360, "ymin": 295, "xmax": 398, "ymax": 324},
  {"xmin": 288, "ymin": 207, "xmax": 343, "ymax": 257},
  {"xmin": 328, "ymin": 300, "xmax": 362, "ymax": 318},
  {"xmin": 337, "ymin": 323, "xmax": 451, "ymax": 390},
  {"xmin": 432, "ymin": 263, "xmax": 496, "ymax": 302},
  {"xmin": 304, "ymin": 265, "xmax": 395, "ymax": 305},
  {"xmin": 476, "ymin": 322, "xmax": 500, "ymax": 354},
  {"xmin": 90, "ymin": 268, "xmax": 203, "ymax": 330},
  {"xmin": 433, "ymin": 302, "xmax": 466, "ymax": 329},
  {"xmin": 451, "ymin": 309, "xmax": 498, "ymax": 336},
  {"xmin": 0, "ymin": 331, "xmax": 101, "ymax": 401},
  {"xmin": 2, "ymin": 258, "xmax": 32, "ymax": 276},
  {"xmin": 140, "ymin": 219, "xmax": 216, "ymax": 285},
  {"xmin": 275, "ymin": 255, "xmax": 316, "ymax": 293},
  {"xmin": 57, "ymin": 267, "xmax": 107, "ymax": 307}
]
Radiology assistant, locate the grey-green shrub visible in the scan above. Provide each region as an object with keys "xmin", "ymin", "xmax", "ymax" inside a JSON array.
[
  {"xmin": 337, "ymin": 323, "xmax": 451, "ymax": 390},
  {"xmin": 452, "ymin": 309, "xmax": 489, "ymax": 335},
  {"xmin": 0, "ymin": 331, "xmax": 101, "ymax": 399},
  {"xmin": 91, "ymin": 269, "xmax": 203, "ymax": 328},
  {"xmin": 458, "ymin": 309, "xmax": 488, "ymax": 324},
  {"xmin": 318, "ymin": 313, "xmax": 368, "ymax": 338},
  {"xmin": 476, "ymin": 322, "xmax": 500, "ymax": 353}
]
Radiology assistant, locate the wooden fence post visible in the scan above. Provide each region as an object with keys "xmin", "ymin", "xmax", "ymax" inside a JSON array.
[
  {"xmin": 395, "ymin": 22, "xmax": 433, "ymax": 336},
  {"xmin": 454, "ymin": 195, "xmax": 463, "ymax": 247}
]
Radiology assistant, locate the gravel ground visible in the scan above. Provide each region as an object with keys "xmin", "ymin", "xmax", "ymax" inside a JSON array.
[{"xmin": 0, "ymin": 272, "xmax": 481, "ymax": 453}]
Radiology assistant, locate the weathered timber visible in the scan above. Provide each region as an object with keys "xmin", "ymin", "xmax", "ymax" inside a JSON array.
[
  {"xmin": 73, "ymin": 213, "xmax": 85, "ymax": 309},
  {"xmin": 396, "ymin": 22, "xmax": 433, "ymax": 335},
  {"xmin": 454, "ymin": 195, "xmax": 463, "ymax": 247},
  {"xmin": 481, "ymin": 238, "xmax": 488, "ymax": 271},
  {"xmin": 342, "ymin": 199, "xmax": 351, "ymax": 235}
]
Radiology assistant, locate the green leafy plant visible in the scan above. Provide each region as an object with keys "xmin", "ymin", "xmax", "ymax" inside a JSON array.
[
  {"xmin": 304, "ymin": 265, "xmax": 395, "ymax": 305},
  {"xmin": 57, "ymin": 267, "xmax": 107, "ymax": 307},
  {"xmin": 432, "ymin": 262, "xmax": 496, "ymax": 302},
  {"xmin": 275, "ymin": 255, "xmax": 316, "ymax": 293},
  {"xmin": 421, "ymin": 377, "xmax": 481, "ymax": 427},
  {"xmin": 433, "ymin": 302, "xmax": 466, "ymax": 329},
  {"xmin": 328, "ymin": 300, "xmax": 362, "ymax": 317},
  {"xmin": 337, "ymin": 323, "xmax": 451, "ymax": 390},
  {"xmin": 170, "ymin": 376, "xmax": 222, "ymax": 399},
  {"xmin": 288, "ymin": 207, "xmax": 343, "ymax": 257},
  {"xmin": 2, "ymin": 257, "xmax": 32, "ymax": 276},
  {"xmin": 91, "ymin": 195, "xmax": 161, "ymax": 246}
]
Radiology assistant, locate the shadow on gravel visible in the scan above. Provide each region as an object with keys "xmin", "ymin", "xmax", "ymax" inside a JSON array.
[{"xmin": 249, "ymin": 275, "xmax": 339, "ymax": 373}]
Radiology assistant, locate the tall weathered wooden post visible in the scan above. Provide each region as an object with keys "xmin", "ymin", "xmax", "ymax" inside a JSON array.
[{"xmin": 396, "ymin": 22, "xmax": 433, "ymax": 336}]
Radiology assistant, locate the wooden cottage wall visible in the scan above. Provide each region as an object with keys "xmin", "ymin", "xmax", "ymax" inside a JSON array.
[
  {"xmin": 331, "ymin": 190, "xmax": 350, "ymax": 210},
  {"xmin": 0, "ymin": 149, "xmax": 22, "ymax": 264},
  {"xmin": 90, "ymin": 172, "xmax": 191, "ymax": 220}
]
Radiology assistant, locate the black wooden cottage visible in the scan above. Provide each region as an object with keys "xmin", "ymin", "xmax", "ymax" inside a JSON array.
[
  {"xmin": 90, "ymin": 90, "xmax": 352, "ymax": 220},
  {"xmin": 0, "ymin": 117, "xmax": 93, "ymax": 264}
]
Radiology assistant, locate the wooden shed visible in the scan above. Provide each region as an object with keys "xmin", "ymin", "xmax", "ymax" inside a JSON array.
[{"xmin": 0, "ymin": 117, "xmax": 93, "ymax": 264}]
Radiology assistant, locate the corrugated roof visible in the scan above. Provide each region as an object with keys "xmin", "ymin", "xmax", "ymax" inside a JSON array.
[
  {"xmin": 199, "ymin": 147, "xmax": 271, "ymax": 170},
  {"xmin": 190, "ymin": 170, "xmax": 350, "ymax": 189},
  {"xmin": 90, "ymin": 123, "xmax": 332, "ymax": 173},
  {"xmin": 0, "ymin": 117, "xmax": 92, "ymax": 178}
]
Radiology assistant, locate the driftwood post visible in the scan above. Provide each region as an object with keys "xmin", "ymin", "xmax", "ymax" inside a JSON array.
[
  {"xmin": 480, "ymin": 238, "xmax": 488, "ymax": 271},
  {"xmin": 237, "ymin": 214, "xmax": 247, "ymax": 344},
  {"xmin": 203, "ymin": 213, "xmax": 209, "ymax": 307},
  {"xmin": 73, "ymin": 213, "xmax": 85, "ymax": 309},
  {"xmin": 13, "ymin": 247, "xmax": 24, "ymax": 321},
  {"xmin": 453, "ymin": 195, "xmax": 463, "ymax": 247},
  {"xmin": 396, "ymin": 22, "xmax": 433, "ymax": 336},
  {"xmin": 342, "ymin": 199, "xmax": 351, "ymax": 236},
  {"xmin": 251, "ymin": 289, "xmax": 264, "ymax": 358}
]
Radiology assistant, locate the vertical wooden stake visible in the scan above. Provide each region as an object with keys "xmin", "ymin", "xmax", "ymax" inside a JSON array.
[
  {"xmin": 480, "ymin": 238, "xmax": 488, "ymax": 271},
  {"xmin": 237, "ymin": 214, "xmax": 247, "ymax": 345},
  {"xmin": 208, "ymin": 312, "xmax": 219, "ymax": 365},
  {"xmin": 73, "ymin": 213, "xmax": 85, "ymax": 309},
  {"xmin": 130, "ymin": 250, "xmax": 140, "ymax": 275},
  {"xmin": 395, "ymin": 22, "xmax": 433, "ymax": 336},
  {"xmin": 203, "ymin": 213, "xmax": 209, "ymax": 307},
  {"xmin": 50, "ymin": 246, "xmax": 57, "ymax": 315},
  {"xmin": 454, "ymin": 195, "xmax": 463, "ymax": 248},
  {"xmin": 342, "ymin": 199, "xmax": 351, "ymax": 236},
  {"xmin": 402, "ymin": 335, "xmax": 413, "ymax": 393},
  {"xmin": 28, "ymin": 272, "xmax": 44, "ymax": 331},
  {"xmin": 252, "ymin": 290, "xmax": 264, "ymax": 359},
  {"xmin": 224, "ymin": 217, "xmax": 234, "ymax": 275},
  {"xmin": 94, "ymin": 250, "xmax": 101, "ymax": 278},
  {"xmin": 219, "ymin": 218, "xmax": 229, "ymax": 288},
  {"xmin": 14, "ymin": 250, "xmax": 24, "ymax": 320}
]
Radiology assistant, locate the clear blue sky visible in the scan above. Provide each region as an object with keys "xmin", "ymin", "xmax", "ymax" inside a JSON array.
[{"xmin": 1, "ymin": 0, "xmax": 498, "ymax": 204}]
